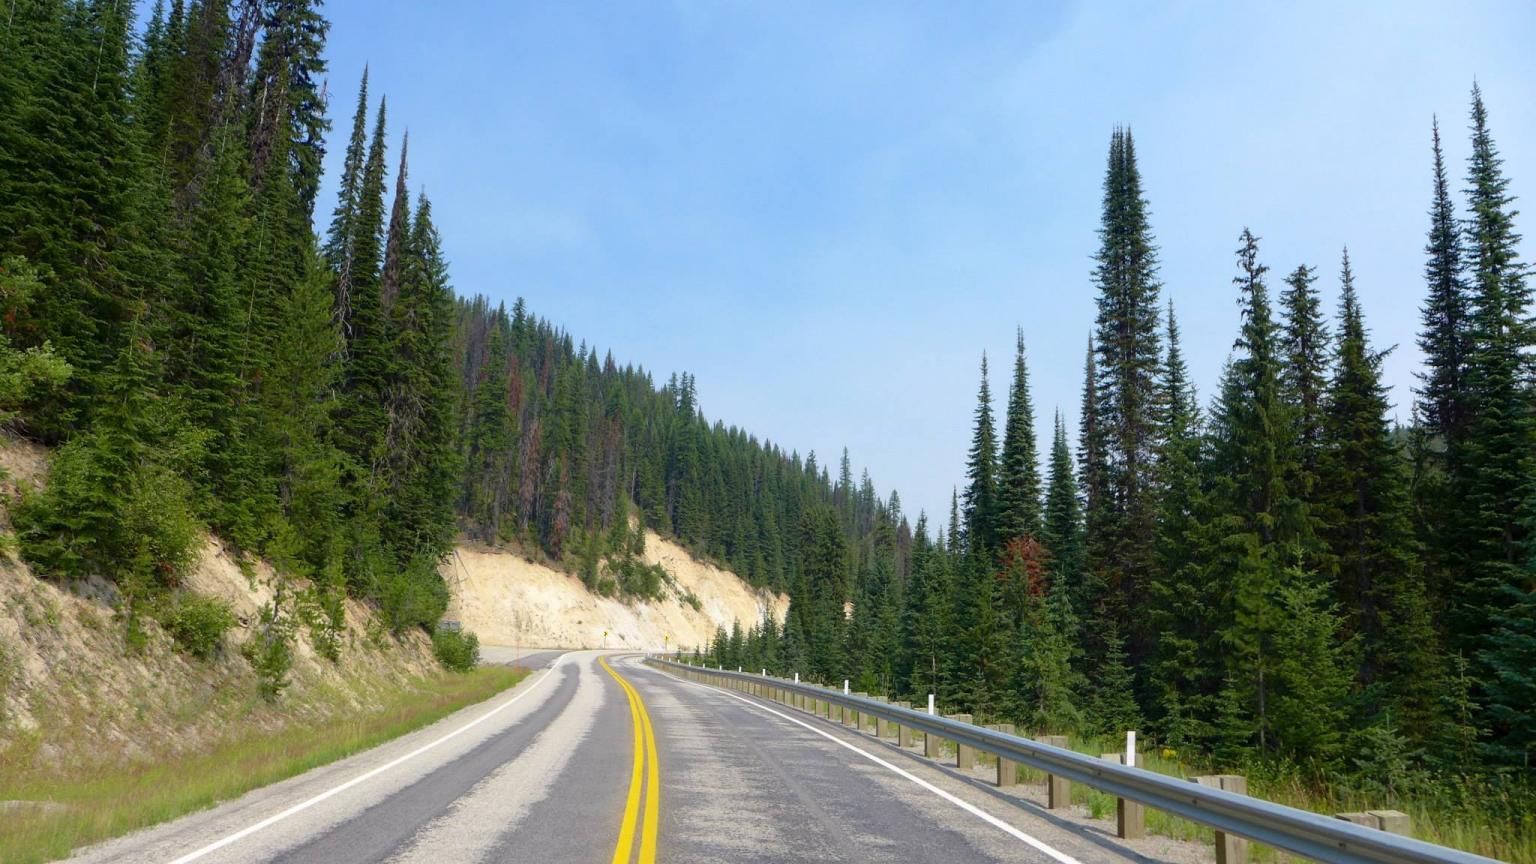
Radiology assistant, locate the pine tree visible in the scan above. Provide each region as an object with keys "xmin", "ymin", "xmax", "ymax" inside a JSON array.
[
  {"xmin": 998, "ymin": 329, "xmax": 1042, "ymax": 545},
  {"xmin": 1449, "ymin": 85, "xmax": 1533, "ymax": 682},
  {"xmin": 247, "ymin": 0, "xmax": 329, "ymax": 215},
  {"xmin": 962, "ymin": 353, "xmax": 999, "ymax": 554},
  {"xmin": 1077, "ymin": 340, "xmax": 1109, "ymax": 613},
  {"xmin": 1317, "ymin": 253, "xmax": 1444, "ymax": 742},
  {"xmin": 1206, "ymin": 229, "xmax": 1311, "ymax": 754},
  {"xmin": 323, "ymin": 69, "xmax": 369, "ymax": 287},
  {"xmin": 1417, "ymin": 117, "xmax": 1472, "ymax": 455},
  {"xmin": 1280, "ymin": 262, "xmax": 1329, "ymax": 508},
  {"xmin": 1089, "ymin": 127, "xmax": 1162, "ymax": 670},
  {"xmin": 1043, "ymin": 413, "xmax": 1084, "ymax": 610},
  {"xmin": 1148, "ymin": 302, "xmax": 1217, "ymax": 745},
  {"xmin": 337, "ymin": 95, "xmax": 392, "ymax": 478},
  {"xmin": 1014, "ymin": 575, "xmax": 1083, "ymax": 733}
]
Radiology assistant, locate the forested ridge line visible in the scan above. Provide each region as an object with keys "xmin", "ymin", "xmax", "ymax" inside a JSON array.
[
  {"xmin": 704, "ymin": 105, "xmax": 1536, "ymax": 829},
  {"xmin": 0, "ymin": 0, "xmax": 901, "ymax": 688}
]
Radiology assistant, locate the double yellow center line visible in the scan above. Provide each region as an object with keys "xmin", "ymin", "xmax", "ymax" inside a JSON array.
[{"xmin": 601, "ymin": 656, "xmax": 659, "ymax": 864}]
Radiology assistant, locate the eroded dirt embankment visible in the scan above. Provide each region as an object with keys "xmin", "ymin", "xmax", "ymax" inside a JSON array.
[{"xmin": 444, "ymin": 530, "xmax": 787, "ymax": 652}]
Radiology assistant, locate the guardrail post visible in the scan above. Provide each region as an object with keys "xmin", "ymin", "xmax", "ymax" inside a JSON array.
[
  {"xmin": 853, "ymin": 693, "xmax": 871, "ymax": 732},
  {"xmin": 893, "ymin": 702, "xmax": 915, "ymax": 747},
  {"xmin": 944, "ymin": 714, "xmax": 975, "ymax": 769},
  {"xmin": 1036, "ymin": 735, "xmax": 1071, "ymax": 809},
  {"xmin": 1337, "ymin": 810, "xmax": 1412, "ymax": 836},
  {"xmin": 875, "ymin": 699, "xmax": 896, "ymax": 739},
  {"xmin": 1370, "ymin": 810, "xmax": 1412, "ymax": 836},
  {"xmin": 985, "ymin": 724, "xmax": 1017, "ymax": 786},
  {"xmin": 1099, "ymin": 753, "xmax": 1145, "ymax": 839},
  {"xmin": 1195, "ymin": 775, "xmax": 1248, "ymax": 864}
]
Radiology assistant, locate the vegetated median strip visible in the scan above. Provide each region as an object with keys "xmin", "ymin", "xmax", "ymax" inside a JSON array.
[
  {"xmin": 162, "ymin": 660, "xmax": 560, "ymax": 864},
  {"xmin": 657, "ymin": 665, "xmax": 1082, "ymax": 864},
  {"xmin": 601, "ymin": 655, "xmax": 660, "ymax": 864}
]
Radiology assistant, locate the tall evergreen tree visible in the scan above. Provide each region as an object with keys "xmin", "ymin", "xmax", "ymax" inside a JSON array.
[
  {"xmin": 1205, "ymin": 229, "xmax": 1312, "ymax": 754},
  {"xmin": 1450, "ymin": 85, "xmax": 1533, "ymax": 675},
  {"xmin": 1317, "ymin": 253, "xmax": 1443, "ymax": 742},
  {"xmin": 1416, "ymin": 117, "xmax": 1472, "ymax": 455},
  {"xmin": 998, "ymin": 329, "xmax": 1042, "ymax": 544},
  {"xmin": 962, "ymin": 353, "xmax": 999, "ymax": 554},
  {"xmin": 1089, "ymin": 127, "xmax": 1163, "ymax": 668},
  {"xmin": 1147, "ymin": 302, "xmax": 1216, "ymax": 745}
]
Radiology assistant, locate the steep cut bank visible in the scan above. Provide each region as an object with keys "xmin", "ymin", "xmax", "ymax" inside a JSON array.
[
  {"xmin": 445, "ymin": 530, "xmax": 787, "ymax": 652},
  {"xmin": 0, "ymin": 439, "xmax": 441, "ymax": 769}
]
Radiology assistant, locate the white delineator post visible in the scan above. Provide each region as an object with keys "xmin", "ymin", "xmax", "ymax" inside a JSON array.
[
  {"xmin": 923, "ymin": 694, "xmax": 938, "ymax": 757},
  {"xmin": 1126, "ymin": 730, "xmax": 1136, "ymax": 766},
  {"xmin": 843, "ymin": 680, "xmax": 850, "ymax": 695}
]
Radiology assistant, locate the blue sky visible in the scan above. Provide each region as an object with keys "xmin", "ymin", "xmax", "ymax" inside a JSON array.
[{"xmin": 307, "ymin": 1, "xmax": 1536, "ymax": 523}]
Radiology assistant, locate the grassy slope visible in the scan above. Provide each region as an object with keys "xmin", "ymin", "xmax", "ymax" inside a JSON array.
[{"xmin": 0, "ymin": 665, "xmax": 526, "ymax": 864}]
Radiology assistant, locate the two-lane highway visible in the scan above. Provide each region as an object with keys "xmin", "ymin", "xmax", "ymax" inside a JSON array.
[{"xmin": 68, "ymin": 652, "xmax": 1200, "ymax": 864}]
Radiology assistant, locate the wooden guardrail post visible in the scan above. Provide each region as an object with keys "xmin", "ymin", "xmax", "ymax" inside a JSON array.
[
  {"xmin": 875, "ymin": 699, "xmax": 896, "ymax": 739},
  {"xmin": 1036, "ymin": 735, "xmax": 1071, "ymax": 809},
  {"xmin": 853, "ymin": 692, "xmax": 869, "ymax": 730},
  {"xmin": 1099, "ymin": 753, "xmax": 1145, "ymax": 839},
  {"xmin": 944, "ymin": 714, "xmax": 975, "ymax": 769},
  {"xmin": 1371, "ymin": 810, "xmax": 1412, "ymax": 836},
  {"xmin": 985, "ymin": 724, "xmax": 1017, "ymax": 786},
  {"xmin": 1195, "ymin": 775, "xmax": 1248, "ymax": 864},
  {"xmin": 1336, "ymin": 810, "xmax": 1412, "ymax": 836},
  {"xmin": 893, "ymin": 702, "xmax": 916, "ymax": 747}
]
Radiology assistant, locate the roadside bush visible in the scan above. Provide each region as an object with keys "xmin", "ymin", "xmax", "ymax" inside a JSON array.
[
  {"xmin": 242, "ymin": 600, "xmax": 295, "ymax": 700},
  {"xmin": 432, "ymin": 627, "xmax": 480, "ymax": 672},
  {"xmin": 156, "ymin": 592, "xmax": 235, "ymax": 660}
]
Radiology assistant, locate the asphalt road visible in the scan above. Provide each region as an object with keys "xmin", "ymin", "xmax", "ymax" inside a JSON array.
[{"xmin": 67, "ymin": 652, "xmax": 1204, "ymax": 864}]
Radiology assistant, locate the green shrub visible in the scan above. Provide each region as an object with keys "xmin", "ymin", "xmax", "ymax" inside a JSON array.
[
  {"xmin": 156, "ymin": 592, "xmax": 235, "ymax": 660},
  {"xmin": 15, "ymin": 439, "xmax": 201, "ymax": 591},
  {"xmin": 242, "ymin": 600, "xmax": 294, "ymax": 700},
  {"xmin": 432, "ymin": 627, "xmax": 479, "ymax": 672}
]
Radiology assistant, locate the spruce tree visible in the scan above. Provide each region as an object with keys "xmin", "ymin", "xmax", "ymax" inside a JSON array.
[
  {"xmin": 1148, "ymin": 302, "xmax": 1217, "ymax": 745},
  {"xmin": 1089, "ymin": 127, "xmax": 1162, "ymax": 669},
  {"xmin": 998, "ymin": 329, "xmax": 1042, "ymax": 545},
  {"xmin": 1280, "ymin": 262, "xmax": 1329, "ymax": 507},
  {"xmin": 962, "ymin": 353, "xmax": 999, "ymax": 554},
  {"xmin": 1416, "ymin": 117, "xmax": 1472, "ymax": 455},
  {"xmin": 1206, "ymin": 229, "xmax": 1311, "ymax": 754},
  {"xmin": 1043, "ymin": 413, "xmax": 1084, "ymax": 608},
  {"xmin": 1450, "ymin": 85, "xmax": 1533, "ymax": 675},
  {"xmin": 1317, "ymin": 253, "xmax": 1444, "ymax": 742}
]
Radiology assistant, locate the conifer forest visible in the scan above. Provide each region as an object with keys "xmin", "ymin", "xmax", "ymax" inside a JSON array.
[{"xmin": 0, "ymin": 0, "xmax": 1533, "ymax": 852}]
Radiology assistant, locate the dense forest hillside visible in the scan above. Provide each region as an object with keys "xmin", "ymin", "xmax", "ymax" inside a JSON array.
[
  {"xmin": 0, "ymin": 0, "xmax": 901, "ymax": 689},
  {"xmin": 705, "ymin": 107, "xmax": 1536, "ymax": 817}
]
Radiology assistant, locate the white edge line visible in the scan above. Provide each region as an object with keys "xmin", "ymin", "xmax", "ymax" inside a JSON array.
[
  {"xmin": 649, "ymin": 663, "xmax": 1084, "ymax": 864},
  {"xmin": 163, "ymin": 657, "xmax": 563, "ymax": 864}
]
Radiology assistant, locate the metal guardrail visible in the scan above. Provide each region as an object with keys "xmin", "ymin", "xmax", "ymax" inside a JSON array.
[{"xmin": 648, "ymin": 658, "xmax": 1501, "ymax": 864}]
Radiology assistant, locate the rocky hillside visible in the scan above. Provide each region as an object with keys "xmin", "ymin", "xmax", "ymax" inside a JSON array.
[
  {"xmin": 0, "ymin": 439, "xmax": 438, "ymax": 772},
  {"xmin": 445, "ymin": 530, "xmax": 787, "ymax": 653}
]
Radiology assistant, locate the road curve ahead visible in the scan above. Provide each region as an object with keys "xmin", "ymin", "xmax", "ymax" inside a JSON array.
[{"xmin": 68, "ymin": 652, "xmax": 1195, "ymax": 864}]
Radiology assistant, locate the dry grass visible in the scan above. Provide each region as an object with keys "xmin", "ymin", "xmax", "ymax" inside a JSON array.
[{"xmin": 0, "ymin": 666, "xmax": 526, "ymax": 864}]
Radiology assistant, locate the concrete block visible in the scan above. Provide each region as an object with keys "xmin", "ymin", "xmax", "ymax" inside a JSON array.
[
  {"xmin": 1195, "ymin": 775, "xmax": 1248, "ymax": 864},
  {"xmin": 1036, "ymin": 735, "xmax": 1071, "ymax": 809},
  {"xmin": 1100, "ymin": 754, "xmax": 1144, "ymax": 839},
  {"xmin": 986, "ymin": 724, "xmax": 1017, "ymax": 787},
  {"xmin": 1336, "ymin": 812, "xmax": 1374, "ymax": 827}
]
